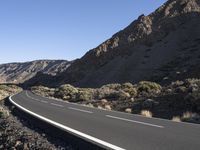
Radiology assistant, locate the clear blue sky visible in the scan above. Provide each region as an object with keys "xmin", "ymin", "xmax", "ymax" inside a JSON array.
[{"xmin": 0, "ymin": 0, "xmax": 166, "ymax": 64}]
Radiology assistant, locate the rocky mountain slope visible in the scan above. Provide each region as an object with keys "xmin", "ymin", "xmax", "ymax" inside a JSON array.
[
  {"xmin": 0, "ymin": 60, "xmax": 71, "ymax": 84},
  {"xmin": 25, "ymin": 0, "xmax": 200, "ymax": 88}
]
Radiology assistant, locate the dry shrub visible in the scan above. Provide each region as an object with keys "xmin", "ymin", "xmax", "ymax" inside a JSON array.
[
  {"xmin": 0, "ymin": 84, "xmax": 22, "ymax": 100},
  {"xmin": 121, "ymin": 83, "xmax": 138, "ymax": 97},
  {"xmin": 185, "ymin": 78, "xmax": 200, "ymax": 87},
  {"xmin": 125, "ymin": 108, "xmax": 132, "ymax": 113},
  {"xmin": 0, "ymin": 106, "xmax": 9, "ymax": 118},
  {"xmin": 105, "ymin": 105, "xmax": 112, "ymax": 110},
  {"xmin": 96, "ymin": 87, "xmax": 119, "ymax": 100},
  {"xmin": 31, "ymin": 86, "xmax": 55, "ymax": 97},
  {"xmin": 172, "ymin": 116, "xmax": 181, "ymax": 122},
  {"xmin": 138, "ymin": 81, "xmax": 162, "ymax": 93},
  {"xmin": 181, "ymin": 112, "xmax": 200, "ymax": 123},
  {"xmin": 140, "ymin": 110, "xmax": 153, "ymax": 118},
  {"xmin": 55, "ymin": 84, "xmax": 78, "ymax": 101},
  {"xmin": 87, "ymin": 103, "xmax": 94, "ymax": 108},
  {"xmin": 101, "ymin": 83, "xmax": 121, "ymax": 90},
  {"xmin": 101, "ymin": 99, "xmax": 108, "ymax": 105},
  {"xmin": 77, "ymin": 88, "xmax": 94, "ymax": 101}
]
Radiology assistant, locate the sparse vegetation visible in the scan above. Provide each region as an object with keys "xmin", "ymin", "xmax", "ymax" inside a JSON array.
[
  {"xmin": 105, "ymin": 105, "xmax": 112, "ymax": 110},
  {"xmin": 137, "ymin": 81, "xmax": 162, "ymax": 94},
  {"xmin": 0, "ymin": 84, "xmax": 22, "ymax": 101},
  {"xmin": 31, "ymin": 78, "xmax": 200, "ymax": 124},
  {"xmin": 121, "ymin": 83, "xmax": 138, "ymax": 97},
  {"xmin": 0, "ymin": 106, "xmax": 9, "ymax": 118},
  {"xmin": 55, "ymin": 84, "xmax": 79, "ymax": 101},
  {"xmin": 172, "ymin": 116, "xmax": 181, "ymax": 122},
  {"xmin": 181, "ymin": 112, "xmax": 200, "ymax": 123},
  {"xmin": 140, "ymin": 110, "xmax": 153, "ymax": 118},
  {"xmin": 77, "ymin": 88, "xmax": 94, "ymax": 101},
  {"xmin": 0, "ymin": 84, "xmax": 21, "ymax": 119},
  {"xmin": 101, "ymin": 83, "xmax": 121, "ymax": 90},
  {"xmin": 31, "ymin": 86, "xmax": 55, "ymax": 98},
  {"xmin": 125, "ymin": 108, "xmax": 132, "ymax": 113}
]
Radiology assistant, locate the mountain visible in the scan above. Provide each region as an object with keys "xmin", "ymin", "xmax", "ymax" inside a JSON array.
[
  {"xmin": 0, "ymin": 60, "xmax": 71, "ymax": 84},
  {"xmin": 25, "ymin": 0, "xmax": 200, "ymax": 87}
]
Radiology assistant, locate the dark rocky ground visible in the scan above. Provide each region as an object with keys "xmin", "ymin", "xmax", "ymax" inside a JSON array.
[
  {"xmin": 0, "ymin": 99, "xmax": 103, "ymax": 150},
  {"xmin": 0, "ymin": 100, "xmax": 72, "ymax": 150}
]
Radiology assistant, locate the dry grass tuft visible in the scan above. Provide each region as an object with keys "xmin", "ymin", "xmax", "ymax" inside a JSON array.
[
  {"xmin": 140, "ymin": 110, "xmax": 152, "ymax": 118},
  {"xmin": 0, "ymin": 106, "xmax": 9, "ymax": 118},
  {"xmin": 105, "ymin": 105, "xmax": 112, "ymax": 110},
  {"xmin": 172, "ymin": 116, "xmax": 181, "ymax": 122},
  {"xmin": 182, "ymin": 112, "xmax": 200, "ymax": 120},
  {"xmin": 182, "ymin": 112, "xmax": 195, "ymax": 119},
  {"xmin": 125, "ymin": 108, "xmax": 132, "ymax": 113}
]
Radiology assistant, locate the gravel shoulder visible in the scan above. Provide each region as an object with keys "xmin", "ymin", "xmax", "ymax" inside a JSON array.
[
  {"xmin": 0, "ymin": 98, "xmax": 74, "ymax": 150},
  {"xmin": 1, "ymin": 98, "xmax": 103, "ymax": 150}
]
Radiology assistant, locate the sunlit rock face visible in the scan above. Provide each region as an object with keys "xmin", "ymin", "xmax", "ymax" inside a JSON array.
[{"xmin": 0, "ymin": 60, "xmax": 71, "ymax": 84}]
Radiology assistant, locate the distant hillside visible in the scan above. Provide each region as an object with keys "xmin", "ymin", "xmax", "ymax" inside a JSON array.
[
  {"xmin": 0, "ymin": 60, "xmax": 71, "ymax": 84},
  {"xmin": 25, "ymin": 0, "xmax": 200, "ymax": 87}
]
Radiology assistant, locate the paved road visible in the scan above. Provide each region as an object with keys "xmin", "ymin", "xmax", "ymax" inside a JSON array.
[{"xmin": 10, "ymin": 91, "xmax": 200, "ymax": 150}]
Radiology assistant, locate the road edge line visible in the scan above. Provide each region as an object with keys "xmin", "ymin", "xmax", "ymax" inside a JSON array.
[
  {"xmin": 9, "ymin": 95, "xmax": 125, "ymax": 150},
  {"xmin": 106, "ymin": 115, "xmax": 164, "ymax": 128}
]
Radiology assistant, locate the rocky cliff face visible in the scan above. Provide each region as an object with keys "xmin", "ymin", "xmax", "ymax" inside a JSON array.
[
  {"xmin": 25, "ymin": 0, "xmax": 200, "ymax": 87},
  {"xmin": 0, "ymin": 60, "xmax": 71, "ymax": 84}
]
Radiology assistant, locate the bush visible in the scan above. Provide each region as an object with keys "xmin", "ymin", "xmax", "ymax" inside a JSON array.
[
  {"xmin": 77, "ymin": 89, "xmax": 94, "ymax": 101},
  {"xmin": 0, "ymin": 84, "xmax": 22, "ymax": 100},
  {"xmin": 96, "ymin": 87, "xmax": 119, "ymax": 100},
  {"xmin": 31, "ymin": 86, "xmax": 55, "ymax": 97},
  {"xmin": 125, "ymin": 108, "xmax": 132, "ymax": 113},
  {"xmin": 0, "ymin": 85, "xmax": 9, "ymax": 91},
  {"xmin": 140, "ymin": 110, "xmax": 153, "ymax": 118},
  {"xmin": 181, "ymin": 112, "xmax": 200, "ymax": 123},
  {"xmin": 118, "ymin": 90, "xmax": 131, "ymax": 100},
  {"xmin": 171, "ymin": 80, "xmax": 184, "ymax": 87},
  {"xmin": 101, "ymin": 83, "xmax": 121, "ymax": 90},
  {"xmin": 105, "ymin": 105, "xmax": 112, "ymax": 110},
  {"xmin": 0, "ymin": 106, "xmax": 9, "ymax": 118},
  {"xmin": 98, "ymin": 83, "xmax": 137, "ymax": 100},
  {"xmin": 121, "ymin": 83, "xmax": 133, "ymax": 89},
  {"xmin": 185, "ymin": 78, "xmax": 200, "ymax": 87},
  {"xmin": 172, "ymin": 116, "xmax": 181, "ymax": 122},
  {"xmin": 121, "ymin": 83, "xmax": 137, "ymax": 97},
  {"xmin": 137, "ymin": 81, "xmax": 162, "ymax": 93},
  {"xmin": 55, "ymin": 84, "xmax": 78, "ymax": 101},
  {"xmin": 185, "ymin": 79, "xmax": 200, "ymax": 93}
]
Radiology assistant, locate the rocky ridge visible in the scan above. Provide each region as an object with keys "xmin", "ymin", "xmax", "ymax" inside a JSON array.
[{"xmin": 0, "ymin": 60, "xmax": 71, "ymax": 84}]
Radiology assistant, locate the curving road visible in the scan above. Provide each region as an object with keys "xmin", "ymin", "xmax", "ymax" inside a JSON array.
[{"xmin": 9, "ymin": 91, "xmax": 200, "ymax": 150}]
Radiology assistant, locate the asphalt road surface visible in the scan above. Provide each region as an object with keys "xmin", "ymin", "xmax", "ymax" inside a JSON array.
[{"xmin": 9, "ymin": 91, "xmax": 200, "ymax": 150}]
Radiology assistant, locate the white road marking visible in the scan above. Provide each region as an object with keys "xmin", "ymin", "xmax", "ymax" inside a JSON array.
[
  {"xmin": 26, "ymin": 91, "xmax": 48, "ymax": 104},
  {"xmin": 106, "ymin": 115, "xmax": 164, "ymax": 128},
  {"xmin": 26, "ymin": 91, "xmax": 40, "ymax": 101},
  {"xmin": 68, "ymin": 107, "xmax": 93, "ymax": 114},
  {"xmin": 27, "ymin": 91, "xmax": 200, "ymax": 128},
  {"xmin": 50, "ymin": 103, "xmax": 64, "ymax": 107},
  {"xmin": 9, "ymin": 95, "xmax": 125, "ymax": 150}
]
